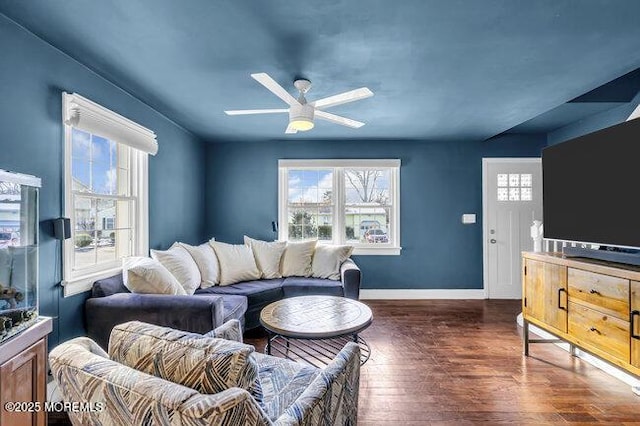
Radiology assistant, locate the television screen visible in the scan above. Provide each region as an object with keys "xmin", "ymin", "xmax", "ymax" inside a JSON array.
[{"xmin": 542, "ymin": 118, "xmax": 640, "ymax": 249}]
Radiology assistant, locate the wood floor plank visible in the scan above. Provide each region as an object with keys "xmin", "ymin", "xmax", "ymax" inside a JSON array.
[{"xmin": 245, "ymin": 299, "xmax": 640, "ymax": 423}]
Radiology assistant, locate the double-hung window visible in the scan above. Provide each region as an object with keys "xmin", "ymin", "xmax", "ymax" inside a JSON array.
[
  {"xmin": 278, "ymin": 159, "xmax": 401, "ymax": 255},
  {"xmin": 61, "ymin": 93, "xmax": 157, "ymax": 296}
]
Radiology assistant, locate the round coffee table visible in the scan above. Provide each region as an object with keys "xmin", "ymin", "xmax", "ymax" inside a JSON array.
[{"xmin": 260, "ymin": 296, "xmax": 372, "ymax": 367}]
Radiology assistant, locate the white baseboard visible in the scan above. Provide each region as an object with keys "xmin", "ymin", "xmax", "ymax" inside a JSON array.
[{"xmin": 359, "ymin": 289, "xmax": 486, "ymax": 300}]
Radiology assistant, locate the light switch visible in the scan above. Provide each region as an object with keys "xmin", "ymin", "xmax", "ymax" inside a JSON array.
[{"xmin": 462, "ymin": 214, "xmax": 476, "ymax": 224}]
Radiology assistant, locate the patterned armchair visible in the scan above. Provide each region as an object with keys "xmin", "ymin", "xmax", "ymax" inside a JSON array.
[{"xmin": 49, "ymin": 320, "xmax": 360, "ymax": 425}]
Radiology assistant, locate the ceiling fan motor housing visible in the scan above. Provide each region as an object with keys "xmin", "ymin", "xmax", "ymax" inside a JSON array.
[{"xmin": 289, "ymin": 103, "xmax": 315, "ymax": 130}]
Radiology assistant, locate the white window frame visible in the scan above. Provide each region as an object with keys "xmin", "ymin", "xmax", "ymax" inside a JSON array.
[
  {"xmin": 61, "ymin": 93, "xmax": 154, "ymax": 296},
  {"xmin": 278, "ymin": 159, "xmax": 401, "ymax": 255}
]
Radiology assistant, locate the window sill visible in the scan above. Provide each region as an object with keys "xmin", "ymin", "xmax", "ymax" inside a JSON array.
[
  {"xmin": 352, "ymin": 246, "xmax": 402, "ymax": 256},
  {"xmin": 62, "ymin": 266, "xmax": 122, "ymax": 297}
]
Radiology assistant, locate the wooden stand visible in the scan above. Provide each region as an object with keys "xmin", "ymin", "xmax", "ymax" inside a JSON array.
[
  {"xmin": 0, "ymin": 317, "xmax": 53, "ymax": 426},
  {"xmin": 522, "ymin": 252, "xmax": 640, "ymax": 378}
]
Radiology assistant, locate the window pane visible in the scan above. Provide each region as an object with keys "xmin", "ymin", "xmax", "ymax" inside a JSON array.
[
  {"xmin": 345, "ymin": 169, "xmax": 391, "ymax": 244},
  {"xmin": 72, "ymin": 158, "xmax": 91, "ymax": 192},
  {"xmin": 74, "ymin": 230, "xmax": 96, "ymax": 270},
  {"xmin": 91, "ymin": 135, "xmax": 117, "ymax": 195},
  {"xmin": 509, "ymin": 187, "xmax": 520, "ymax": 201},
  {"xmin": 497, "ymin": 174, "xmax": 508, "ymax": 187},
  {"xmin": 71, "ymin": 128, "xmax": 91, "ymax": 160},
  {"xmin": 521, "ymin": 187, "xmax": 532, "ymax": 201},
  {"xmin": 509, "ymin": 174, "xmax": 520, "ymax": 187},
  {"xmin": 497, "ymin": 188, "xmax": 508, "ymax": 201},
  {"xmin": 520, "ymin": 174, "xmax": 532, "ymax": 187},
  {"xmin": 288, "ymin": 169, "xmax": 332, "ymax": 204},
  {"xmin": 287, "ymin": 208, "xmax": 334, "ymax": 240},
  {"xmin": 74, "ymin": 197, "xmax": 95, "ymax": 231}
]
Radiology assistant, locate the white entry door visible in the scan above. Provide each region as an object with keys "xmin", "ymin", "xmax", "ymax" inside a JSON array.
[{"xmin": 483, "ymin": 158, "xmax": 542, "ymax": 299}]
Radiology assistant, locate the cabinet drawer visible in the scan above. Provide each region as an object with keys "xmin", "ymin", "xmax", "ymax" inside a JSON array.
[
  {"xmin": 568, "ymin": 302, "xmax": 629, "ymax": 363},
  {"xmin": 568, "ymin": 268, "xmax": 629, "ymax": 318}
]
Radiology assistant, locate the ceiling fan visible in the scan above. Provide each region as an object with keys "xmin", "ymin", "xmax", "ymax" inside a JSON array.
[{"xmin": 224, "ymin": 73, "xmax": 373, "ymax": 134}]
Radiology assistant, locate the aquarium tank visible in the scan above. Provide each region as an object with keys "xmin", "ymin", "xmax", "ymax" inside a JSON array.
[{"xmin": 0, "ymin": 169, "xmax": 40, "ymax": 343}]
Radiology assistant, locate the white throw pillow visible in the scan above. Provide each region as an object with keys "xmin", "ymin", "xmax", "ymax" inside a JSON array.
[
  {"xmin": 209, "ymin": 241, "xmax": 261, "ymax": 286},
  {"xmin": 312, "ymin": 244, "xmax": 354, "ymax": 280},
  {"xmin": 179, "ymin": 242, "xmax": 220, "ymax": 288},
  {"xmin": 244, "ymin": 236, "xmax": 286, "ymax": 279},
  {"xmin": 150, "ymin": 244, "xmax": 201, "ymax": 295},
  {"xmin": 122, "ymin": 257, "xmax": 186, "ymax": 295},
  {"xmin": 280, "ymin": 240, "xmax": 317, "ymax": 277}
]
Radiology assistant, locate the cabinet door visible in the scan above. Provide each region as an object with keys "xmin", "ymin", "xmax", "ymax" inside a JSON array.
[
  {"xmin": 632, "ymin": 281, "xmax": 640, "ymax": 368},
  {"xmin": 0, "ymin": 339, "xmax": 46, "ymax": 426},
  {"xmin": 523, "ymin": 258, "xmax": 567, "ymax": 333}
]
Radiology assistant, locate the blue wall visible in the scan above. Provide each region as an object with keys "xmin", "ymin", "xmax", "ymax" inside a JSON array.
[
  {"xmin": 205, "ymin": 134, "xmax": 546, "ymax": 290},
  {"xmin": 0, "ymin": 15, "xmax": 206, "ymax": 347},
  {"xmin": 547, "ymin": 91, "xmax": 640, "ymax": 145}
]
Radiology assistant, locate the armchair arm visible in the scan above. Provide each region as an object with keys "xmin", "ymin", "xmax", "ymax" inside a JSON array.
[
  {"xmin": 50, "ymin": 337, "xmax": 272, "ymax": 426},
  {"xmin": 205, "ymin": 319, "xmax": 244, "ymax": 342},
  {"xmin": 340, "ymin": 259, "xmax": 361, "ymax": 300},
  {"xmin": 85, "ymin": 293, "xmax": 225, "ymax": 350},
  {"xmin": 275, "ymin": 342, "xmax": 361, "ymax": 426}
]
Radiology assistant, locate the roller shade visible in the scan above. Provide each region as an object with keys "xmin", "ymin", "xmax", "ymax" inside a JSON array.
[{"xmin": 63, "ymin": 92, "xmax": 158, "ymax": 155}]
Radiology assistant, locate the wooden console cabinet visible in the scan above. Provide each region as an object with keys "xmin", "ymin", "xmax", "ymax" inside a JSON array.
[
  {"xmin": 0, "ymin": 318, "xmax": 52, "ymax": 426},
  {"xmin": 522, "ymin": 252, "xmax": 640, "ymax": 377}
]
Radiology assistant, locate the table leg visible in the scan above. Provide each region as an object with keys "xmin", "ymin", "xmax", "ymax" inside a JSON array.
[
  {"xmin": 266, "ymin": 332, "xmax": 273, "ymax": 355},
  {"xmin": 523, "ymin": 319, "xmax": 529, "ymax": 356}
]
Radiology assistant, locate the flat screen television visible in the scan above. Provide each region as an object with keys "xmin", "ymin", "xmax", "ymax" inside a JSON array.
[{"xmin": 542, "ymin": 117, "xmax": 640, "ymax": 253}]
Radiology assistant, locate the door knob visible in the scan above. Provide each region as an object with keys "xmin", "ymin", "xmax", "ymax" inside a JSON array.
[{"xmin": 490, "ymin": 239, "xmax": 497, "ymax": 244}]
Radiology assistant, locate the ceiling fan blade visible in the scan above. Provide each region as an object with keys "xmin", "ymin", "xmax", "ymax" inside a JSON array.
[
  {"xmin": 285, "ymin": 123, "xmax": 298, "ymax": 134},
  {"xmin": 315, "ymin": 110, "xmax": 365, "ymax": 128},
  {"xmin": 251, "ymin": 73, "xmax": 300, "ymax": 106},
  {"xmin": 224, "ymin": 108, "xmax": 289, "ymax": 115},
  {"xmin": 310, "ymin": 87, "xmax": 373, "ymax": 110}
]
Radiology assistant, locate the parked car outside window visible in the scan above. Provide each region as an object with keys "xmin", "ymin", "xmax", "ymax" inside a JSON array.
[{"xmin": 364, "ymin": 228, "xmax": 388, "ymax": 243}]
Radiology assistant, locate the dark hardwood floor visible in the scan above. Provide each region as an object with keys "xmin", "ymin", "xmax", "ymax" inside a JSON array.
[
  {"xmin": 246, "ymin": 300, "xmax": 640, "ymax": 425},
  {"xmin": 49, "ymin": 300, "xmax": 639, "ymax": 425}
]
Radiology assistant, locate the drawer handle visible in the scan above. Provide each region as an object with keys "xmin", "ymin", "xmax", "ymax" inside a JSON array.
[
  {"xmin": 632, "ymin": 311, "xmax": 640, "ymax": 340},
  {"xmin": 557, "ymin": 288, "xmax": 567, "ymax": 311},
  {"xmin": 588, "ymin": 326, "xmax": 601, "ymax": 334},
  {"xmin": 589, "ymin": 289, "xmax": 600, "ymax": 295}
]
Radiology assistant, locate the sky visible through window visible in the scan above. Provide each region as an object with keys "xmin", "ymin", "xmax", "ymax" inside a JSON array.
[
  {"xmin": 72, "ymin": 128, "xmax": 117, "ymax": 195},
  {"xmin": 288, "ymin": 169, "xmax": 391, "ymax": 204}
]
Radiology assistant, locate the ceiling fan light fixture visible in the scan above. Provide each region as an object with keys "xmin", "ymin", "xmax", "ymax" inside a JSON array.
[{"xmin": 289, "ymin": 104, "xmax": 315, "ymax": 131}]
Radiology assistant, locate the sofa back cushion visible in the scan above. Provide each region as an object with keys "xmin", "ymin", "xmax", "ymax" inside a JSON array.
[
  {"xmin": 179, "ymin": 241, "xmax": 220, "ymax": 288},
  {"xmin": 122, "ymin": 257, "xmax": 186, "ymax": 295},
  {"xmin": 151, "ymin": 244, "xmax": 202, "ymax": 295},
  {"xmin": 281, "ymin": 240, "xmax": 317, "ymax": 277},
  {"xmin": 210, "ymin": 241, "xmax": 261, "ymax": 285},
  {"xmin": 109, "ymin": 321, "xmax": 262, "ymax": 399},
  {"xmin": 92, "ymin": 274, "xmax": 130, "ymax": 297},
  {"xmin": 244, "ymin": 236, "xmax": 286, "ymax": 279},
  {"xmin": 311, "ymin": 244, "xmax": 354, "ymax": 280}
]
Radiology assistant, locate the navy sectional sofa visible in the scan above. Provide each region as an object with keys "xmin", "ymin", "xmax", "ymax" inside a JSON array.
[{"xmin": 85, "ymin": 259, "xmax": 361, "ymax": 349}]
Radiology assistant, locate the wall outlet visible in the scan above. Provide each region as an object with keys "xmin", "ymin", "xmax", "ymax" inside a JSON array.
[{"xmin": 462, "ymin": 214, "xmax": 476, "ymax": 224}]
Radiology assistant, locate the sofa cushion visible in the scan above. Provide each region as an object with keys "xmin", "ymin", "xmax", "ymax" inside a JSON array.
[
  {"xmin": 282, "ymin": 277, "xmax": 344, "ymax": 298},
  {"xmin": 151, "ymin": 244, "xmax": 202, "ymax": 295},
  {"xmin": 281, "ymin": 240, "xmax": 317, "ymax": 277},
  {"xmin": 92, "ymin": 274, "xmax": 130, "ymax": 297},
  {"xmin": 252, "ymin": 352, "xmax": 319, "ymax": 421},
  {"xmin": 179, "ymin": 242, "xmax": 220, "ymax": 288},
  {"xmin": 210, "ymin": 241, "xmax": 261, "ymax": 285},
  {"xmin": 122, "ymin": 257, "xmax": 186, "ymax": 295},
  {"xmin": 196, "ymin": 279, "xmax": 284, "ymax": 308},
  {"xmin": 244, "ymin": 236, "xmax": 286, "ymax": 279},
  {"xmin": 311, "ymin": 244, "xmax": 354, "ymax": 280},
  {"xmin": 109, "ymin": 321, "xmax": 262, "ymax": 400},
  {"xmin": 220, "ymin": 295, "xmax": 248, "ymax": 329}
]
